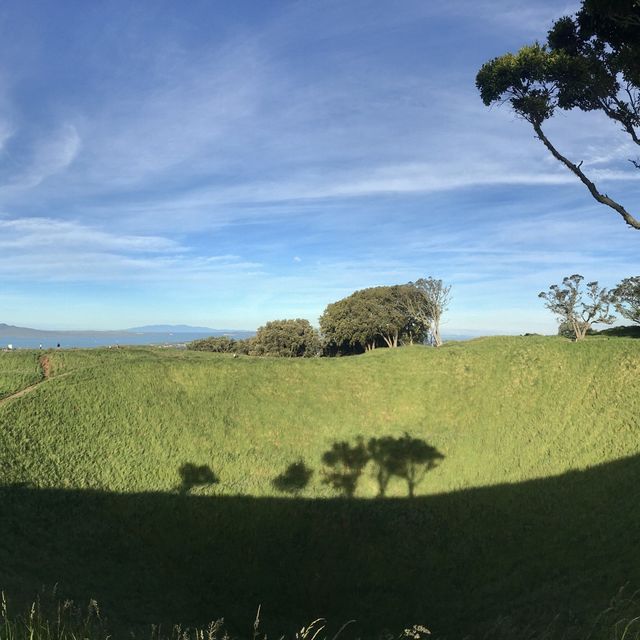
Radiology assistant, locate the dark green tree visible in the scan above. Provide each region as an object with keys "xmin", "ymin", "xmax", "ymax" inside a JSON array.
[
  {"xmin": 320, "ymin": 285, "xmax": 421, "ymax": 355},
  {"xmin": 612, "ymin": 275, "xmax": 640, "ymax": 323},
  {"xmin": 252, "ymin": 319, "xmax": 320, "ymax": 357},
  {"xmin": 188, "ymin": 335, "xmax": 255, "ymax": 355},
  {"xmin": 476, "ymin": 0, "xmax": 640, "ymax": 230},
  {"xmin": 187, "ymin": 335, "xmax": 238, "ymax": 353},
  {"xmin": 539, "ymin": 274, "xmax": 615, "ymax": 340}
]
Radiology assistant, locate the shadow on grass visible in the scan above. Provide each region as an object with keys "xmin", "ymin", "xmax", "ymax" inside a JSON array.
[
  {"xmin": 2, "ymin": 454, "xmax": 640, "ymax": 638},
  {"xmin": 177, "ymin": 463, "xmax": 219, "ymax": 494},
  {"xmin": 271, "ymin": 461, "xmax": 313, "ymax": 495}
]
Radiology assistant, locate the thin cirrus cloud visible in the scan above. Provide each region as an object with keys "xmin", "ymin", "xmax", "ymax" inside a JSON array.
[
  {"xmin": 0, "ymin": 217, "xmax": 261, "ymax": 283},
  {"xmin": 0, "ymin": 217, "xmax": 180, "ymax": 252},
  {"xmin": 1, "ymin": 124, "xmax": 81, "ymax": 191},
  {"xmin": 0, "ymin": 0, "xmax": 637, "ymax": 330}
]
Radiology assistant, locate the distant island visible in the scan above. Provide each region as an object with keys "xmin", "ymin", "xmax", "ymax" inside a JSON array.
[
  {"xmin": 0, "ymin": 323, "xmax": 254, "ymax": 338},
  {"xmin": 0, "ymin": 323, "xmax": 128, "ymax": 338},
  {"xmin": 0, "ymin": 324, "xmax": 255, "ymax": 350}
]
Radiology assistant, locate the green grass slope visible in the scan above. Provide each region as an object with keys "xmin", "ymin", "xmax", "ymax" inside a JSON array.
[
  {"xmin": 0, "ymin": 351, "xmax": 42, "ymax": 400},
  {"xmin": 0, "ymin": 336, "xmax": 639, "ymax": 637}
]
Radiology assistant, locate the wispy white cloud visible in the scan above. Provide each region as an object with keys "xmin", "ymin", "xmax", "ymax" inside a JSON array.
[
  {"xmin": 0, "ymin": 216, "xmax": 261, "ymax": 283},
  {"xmin": 1, "ymin": 123, "xmax": 81, "ymax": 190},
  {"xmin": 0, "ymin": 216, "xmax": 180, "ymax": 252},
  {"xmin": 0, "ymin": 0, "xmax": 633, "ymax": 239},
  {"xmin": 0, "ymin": 0, "xmax": 636, "ymax": 331}
]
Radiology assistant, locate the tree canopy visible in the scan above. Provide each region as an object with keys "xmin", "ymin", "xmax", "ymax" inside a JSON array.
[
  {"xmin": 403, "ymin": 277, "xmax": 452, "ymax": 347},
  {"xmin": 539, "ymin": 274, "xmax": 615, "ymax": 339},
  {"xmin": 319, "ymin": 285, "xmax": 426, "ymax": 355},
  {"xmin": 476, "ymin": 0, "xmax": 640, "ymax": 230},
  {"xmin": 252, "ymin": 319, "xmax": 320, "ymax": 357},
  {"xmin": 612, "ymin": 275, "xmax": 640, "ymax": 323}
]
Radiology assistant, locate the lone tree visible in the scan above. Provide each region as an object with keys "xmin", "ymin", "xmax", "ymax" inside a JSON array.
[
  {"xmin": 476, "ymin": 0, "xmax": 640, "ymax": 230},
  {"xmin": 539, "ymin": 274, "xmax": 615, "ymax": 339},
  {"xmin": 612, "ymin": 275, "xmax": 640, "ymax": 323},
  {"xmin": 403, "ymin": 277, "xmax": 452, "ymax": 347}
]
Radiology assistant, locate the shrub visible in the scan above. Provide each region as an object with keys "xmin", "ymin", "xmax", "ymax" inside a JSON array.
[
  {"xmin": 252, "ymin": 319, "xmax": 320, "ymax": 357},
  {"xmin": 187, "ymin": 336, "xmax": 238, "ymax": 353}
]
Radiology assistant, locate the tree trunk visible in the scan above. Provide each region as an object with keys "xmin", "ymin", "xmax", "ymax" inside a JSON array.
[
  {"xmin": 572, "ymin": 319, "xmax": 589, "ymax": 341},
  {"xmin": 376, "ymin": 470, "xmax": 389, "ymax": 498},
  {"xmin": 382, "ymin": 332, "xmax": 399, "ymax": 348},
  {"xmin": 432, "ymin": 323, "xmax": 443, "ymax": 347}
]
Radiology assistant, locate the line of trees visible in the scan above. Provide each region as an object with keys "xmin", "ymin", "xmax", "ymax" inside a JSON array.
[
  {"xmin": 539, "ymin": 274, "xmax": 640, "ymax": 340},
  {"xmin": 188, "ymin": 276, "xmax": 451, "ymax": 357},
  {"xmin": 188, "ymin": 272, "xmax": 638, "ymax": 354},
  {"xmin": 186, "ymin": 319, "xmax": 320, "ymax": 357}
]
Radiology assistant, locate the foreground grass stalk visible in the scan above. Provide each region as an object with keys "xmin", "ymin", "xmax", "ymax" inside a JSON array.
[{"xmin": 3, "ymin": 591, "xmax": 640, "ymax": 640}]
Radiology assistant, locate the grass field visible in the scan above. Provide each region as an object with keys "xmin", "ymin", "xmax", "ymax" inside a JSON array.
[
  {"xmin": 1, "ymin": 336, "xmax": 639, "ymax": 637},
  {"xmin": 0, "ymin": 351, "xmax": 42, "ymax": 400}
]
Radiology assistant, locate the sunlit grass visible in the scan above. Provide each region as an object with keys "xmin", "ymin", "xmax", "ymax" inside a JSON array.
[
  {"xmin": 0, "ymin": 351, "xmax": 42, "ymax": 400},
  {"xmin": 1, "ymin": 336, "xmax": 639, "ymax": 638},
  {"xmin": 1, "ymin": 336, "xmax": 638, "ymax": 496}
]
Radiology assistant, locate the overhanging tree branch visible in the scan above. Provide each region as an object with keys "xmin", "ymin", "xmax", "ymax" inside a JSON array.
[
  {"xmin": 532, "ymin": 121, "xmax": 640, "ymax": 230},
  {"xmin": 476, "ymin": 2, "xmax": 640, "ymax": 232},
  {"xmin": 601, "ymin": 97, "xmax": 640, "ymax": 145}
]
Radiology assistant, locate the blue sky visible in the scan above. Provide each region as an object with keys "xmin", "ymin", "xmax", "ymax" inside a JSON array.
[{"xmin": 0, "ymin": 0, "xmax": 638, "ymax": 333}]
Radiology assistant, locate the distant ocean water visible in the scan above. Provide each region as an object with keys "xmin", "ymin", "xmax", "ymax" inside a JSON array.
[{"xmin": 1, "ymin": 332, "xmax": 222, "ymax": 350}]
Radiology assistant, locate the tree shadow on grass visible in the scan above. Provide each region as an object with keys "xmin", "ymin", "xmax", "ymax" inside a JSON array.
[
  {"xmin": 177, "ymin": 463, "xmax": 219, "ymax": 494},
  {"xmin": 2, "ymin": 455, "xmax": 640, "ymax": 638},
  {"xmin": 272, "ymin": 461, "xmax": 313, "ymax": 496},
  {"xmin": 321, "ymin": 438, "xmax": 369, "ymax": 498},
  {"xmin": 368, "ymin": 433, "xmax": 444, "ymax": 498},
  {"xmin": 319, "ymin": 434, "xmax": 444, "ymax": 498}
]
